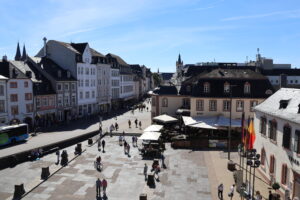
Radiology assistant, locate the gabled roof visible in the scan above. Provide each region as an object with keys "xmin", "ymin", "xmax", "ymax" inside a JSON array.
[
  {"xmin": 70, "ymin": 43, "xmax": 88, "ymax": 54},
  {"xmin": 106, "ymin": 53, "xmax": 128, "ymax": 66},
  {"xmin": 90, "ymin": 48, "xmax": 104, "ymax": 57},
  {"xmin": 10, "ymin": 60, "xmax": 39, "ymax": 82},
  {"xmin": 255, "ymin": 88, "xmax": 300, "ymax": 123},
  {"xmin": 199, "ymin": 69, "xmax": 265, "ymax": 80},
  {"xmin": 0, "ymin": 60, "xmax": 28, "ymax": 79}
]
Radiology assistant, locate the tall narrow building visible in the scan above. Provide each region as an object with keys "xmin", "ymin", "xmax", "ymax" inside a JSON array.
[{"xmin": 14, "ymin": 42, "xmax": 21, "ymax": 61}]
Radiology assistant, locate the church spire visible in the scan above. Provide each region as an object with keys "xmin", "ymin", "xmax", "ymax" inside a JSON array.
[
  {"xmin": 21, "ymin": 44, "xmax": 27, "ymax": 61},
  {"xmin": 178, "ymin": 53, "xmax": 182, "ymax": 64},
  {"xmin": 15, "ymin": 42, "xmax": 21, "ymax": 61}
]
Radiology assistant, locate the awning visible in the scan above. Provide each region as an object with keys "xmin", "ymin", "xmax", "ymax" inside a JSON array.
[
  {"xmin": 183, "ymin": 115, "xmax": 242, "ymax": 129},
  {"xmin": 188, "ymin": 122, "xmax": 217, "ymax": 130},
  {"xmin": 153, "ymin": 114, "xmax": 178, "ymax": 124},
  {"xmin": 144, "ymin": 125, "xmax": 164, "ymax": 132},
  {"xmin": 139, "ymin": 131, "xmax": 161, "ymax": 141}
]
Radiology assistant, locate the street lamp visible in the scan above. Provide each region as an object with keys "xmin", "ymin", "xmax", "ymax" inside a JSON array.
[
  {"xmin": 228, "ymin": 85, "xmax": 237, "ymax": 160},
  {"xmin": 246, "ymin": 149, "xmax": 261, "ymax": 199}
]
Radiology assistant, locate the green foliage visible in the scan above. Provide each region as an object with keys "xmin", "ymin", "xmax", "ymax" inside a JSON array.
[
  {"xmin": 152, "ymin": 73, "xmax": 162, "ymax": 87},
  {"xmin": 272, "ymin": 182, "xmax": 280, "ymax": 191}
]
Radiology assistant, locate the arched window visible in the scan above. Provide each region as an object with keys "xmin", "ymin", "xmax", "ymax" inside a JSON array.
[
  {"xmin": 259, "ymin": 116, "xmax": 267, "ymax": 136},
  {"xmin": 282, "ymin": 124, "xmax": 291, "ymax": 149},
  {"xmin": 203, "ymin": 82, "xmax": 210, "ymax": 93},
  {"xmin": 268, "ymin": 119, "xmax": 277, "ymax": 141},
  {"xmin": 261, "ymin": 148, "xmax": 266, "ymax": 166},
  {"xmin": 224, "ymin": 82, "xmax": 230, "ymax": 93},
  {"xmin": 244, "ymin": 82, "xmax": 251, "ymax": 94},
  {"xmin": 162, "ymin": 98, "xmax": 168, "ymax": 107},
  {"xmin": 281, "ymin": 164, "xmax": 288, "ymax": 185},
  {"xmin": 270, "ymin": 155, "xmax": 276, "ymax": 174}
]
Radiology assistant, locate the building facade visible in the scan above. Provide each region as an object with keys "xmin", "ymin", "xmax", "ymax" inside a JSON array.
[
  {"xmin": 0, "ymin": 74, "xmax": 8, "ymax": 125},
  {"xmin": 254, "ymin": 88, "xmax": 300, "ymax": 199}
]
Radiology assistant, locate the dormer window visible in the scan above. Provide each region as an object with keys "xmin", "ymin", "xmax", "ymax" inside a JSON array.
[
  {"xmin": 203, "ymin": 82, "xmax": 210, "ymax": 93},
  {"xmin": 244, "ymin": 82, "xmax": 250, "ymax": 94},
  {"xmin": 279, "ymin": 100, "xmax": 289, "ymax": 109},
  {"xmin": 224, "ymin": 82, "xmax": 230, "ymax": 93}
]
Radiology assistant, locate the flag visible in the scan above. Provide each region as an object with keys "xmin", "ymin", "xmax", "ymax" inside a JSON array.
[
  {"xmin": 241, "ymin": 112, "xmax": 245, "ymax": 145},
  {"xmin": 248, "ymin": 118, "xmax": 256, "ymax": 149}
]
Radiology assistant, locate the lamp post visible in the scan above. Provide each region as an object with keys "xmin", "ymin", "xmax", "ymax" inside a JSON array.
[
  {"xmin": 228, "ymin": 85, "xmax": 237, "ymax": 160},
  {"xmin": 246, "ymin": 149, "xmax": 261, "ymax": 199}
]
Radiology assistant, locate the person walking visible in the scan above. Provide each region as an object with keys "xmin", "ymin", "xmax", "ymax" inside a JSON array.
[
  {"xmin": 124, "ymin": 141, "xmax": 127, "ymax": 154},
  {"xmin": 228, "ymin": 184, "xmax": 235, "ymax": 200},
  {"xmin": 102, "ymin": 178, "xmax": 107, "ymax": 196},
  {"xmin": 115, "ymin": 122, "xmax": 119, "ymax": 131},
  {"xmin": 134, "ymin": 136, "xmax": 138, "ymax": 147},
  {"xmin": 268, "ymin": 191, "xmax": 273, "ymax": 200},
  {"xmin": 127, "ymin": 144, "xmax": 130, "ymax": 156},
  {"xmin": 218, "ymin": 183, "xmax": 223, "ymax": 199},
  {"xmin": 96, "ymin": 178, "xmax": 102, "ymax": 198},
  {"xmin": 255, "ymin": 191, "xmax": 262, "ymax": 200},
  {"xmin": 128, "ymin": 120, "xmax": 131, "ymax": 128},
  {"xmin": 144, "ymin": 163, "xmax": 148, "ymax": 180},
  {"xmin": 139, "ymin": 121, "xmax": 142, "ymax": 129},
  {"xmin": 102, "ymin": 140, "xmax": 106, "ymax": 152},
  {"xmin": 132, "ymin": 136, "xmax": 135, "ymax": 147},
  {"xmin": 56, "ymin": 150, "xmax": 60, "ymax": 165},
  {"xmin": 135, "ymin": 119, "xmax": 138, "ymax": 128}
]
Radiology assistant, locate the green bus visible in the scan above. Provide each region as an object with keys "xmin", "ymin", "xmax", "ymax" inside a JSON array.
[{"xmin": 0, "ymin": 124, "xmax": 29, "ymax": 146}]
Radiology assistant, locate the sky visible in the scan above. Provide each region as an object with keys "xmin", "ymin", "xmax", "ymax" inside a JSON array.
[{"xmin": 1, "ymin": 0, "xmax": 300, "ymax": 72}]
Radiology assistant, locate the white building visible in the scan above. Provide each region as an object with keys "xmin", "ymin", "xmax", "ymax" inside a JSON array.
[
  {"xmin": 0, "ymin": 74, "xmax": 8, "ymax": 125},
  {"xmin": 254, "ymin": 88, "xmax": 300, "ymax": 199}
]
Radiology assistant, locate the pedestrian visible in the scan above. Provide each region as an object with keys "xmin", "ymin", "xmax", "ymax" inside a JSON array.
[
  {"xmin": 269, "ymin": 191, "xmax": 273, "ymax": 200},
  {"xmin": 124, "ymin": 141, "xmax": 127, "ymax": 154},
  {"xmin": 102, "ymin": 140, "xmax": 106, "ymax": 152},
  {"xmin": 144, "ymin": 163, "xmax": 148, "ymax": 180},
  {"xmin": 134, "ymin": 136, "xmax": 138, "ymax": 147},
  {"xmin": 135, "ymin": 119, "xmax": 138, "ymax": 128},
  {"xmin": 154, "ymin": 167, "xmax": 159, "ymax": 181},
  {"xmin": 115, "ymin": 122, "xmax": 119, "ymax": 131},
  {"xmin": 132, "ymin": 136, "xmax": 135, "ymax": 147},
  {"xmin": 139, "ymin": 121, "xmax": 142, "ymax": 129},
  {"xmin": 96, "ymin": 178, "xmax": 102, "ymax": 198},
  {"xmin": 122, "ymin": 131, "xmax": 125, "ymax": 137},
  {"xmin": 218, "ymin": 183, "xmax": 223, "ymax": 199},
  {"xmin": 161, "ymin": 153, "xmax": 165, "ymax": 167},
  {"xmin": 99, "ymin": 126, "xmax": 102, "ymax": 136},
  {"xmin": 128, "ymin": 120, "xmax": 131, "ymax": 128},
  {"xmin": 102, "ymin": 178, "xmax": 107, "ymax": 196},
  {"xmin": 228, "ymin": 184, "xmax": 235, "ymax": 200},
  {"xmin": 55, "ymin": 150, "xmax": 60, "ymax": 165},
  {"xmin": 119, "ymin": 135, "xmax": 122, "ymax": 146},
  {"xmin": 255, "ymin": 191, "xmax": 262, "ymax": 200},
  {"xmin": 127, "ymin": 144, "xmax": 130, "ymax": 156}
]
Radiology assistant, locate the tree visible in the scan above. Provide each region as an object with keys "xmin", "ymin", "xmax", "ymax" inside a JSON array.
[{"xmin": 152, "ymin": 73, "xmax": 162, "ymax": 87}]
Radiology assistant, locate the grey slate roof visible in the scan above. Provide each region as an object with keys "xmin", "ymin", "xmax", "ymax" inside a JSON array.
[
  {"xmin": 0, "ymin": 60, "xmax": 28, "ymax": 79},
  {"xmin": 106, "ymin": 53, "xmax": 128, "ymax": 66},
  {"xmin": 10, "ymin": 60, "xmax": 39, "ymax": 82},
  {"xmin": 90, "ymin": 48, "xmax": 104, "ymax": 57}
]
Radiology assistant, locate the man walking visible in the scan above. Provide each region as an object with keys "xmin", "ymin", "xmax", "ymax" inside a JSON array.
[
  {"xmin": 218, "ymin": 183, "xmax": 223, "ymax": 199},
  {"xmin": 135, "ymin": 119, "xmax": 138, "ymax": 128},
  {"xmin": 139, "ymin": 121, "xmax": 142, "ymax": 129},
  {"xmin": 102, "ymin": 178, "xmax": 107, "ymax": 196},
  {"xmin": 128, "ymin": 120, "xmax": 131, "ymax": 128},
  {"xmin": 127, "ymin": 144, "xmax": 130, "ymax": 156},
  {"xmin": 161, "ymin": 153, "xmax": 165, "ymax": 168},
  {"xmin": 102, "ymin": 140, "xmax": 106, "ymax": 152},
  {"xmin": 56, "ymin": 150, "xmax": 60, "ymax": 165},
  {"xmin": 144, "ymin": 163, "xmax": 148, "ymax": 181},
  {"xmin": 228, "ymin": 184, "xmax": 235, "ymax": 200},
  {"xmin": 96, "ymin": 178, "xmax": 102, "ymax": 198}
]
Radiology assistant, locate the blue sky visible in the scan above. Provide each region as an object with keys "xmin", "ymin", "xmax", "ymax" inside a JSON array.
[{"xmin": 1, "ymin": 0, "xmax": 300, "ymax": 72}]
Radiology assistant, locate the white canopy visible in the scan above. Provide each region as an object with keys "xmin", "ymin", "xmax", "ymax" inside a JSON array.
[
  {"xmin": 183, "ymin": 116, "xmax": 242, "ymax": 129},
  {"xmin": 153, "ymin": 114, "xmax": 178, "ymax": 124},
  {"xmin": 189, "ymin": 122, "xmax": 217, "ymax": 130},
  {"xmin": 144, "ymin": 125, "xmax": 164, "ymax": 132},
  {"xmin": 139, "ymin": 131, "xmax": 162, "ymax": 141}
]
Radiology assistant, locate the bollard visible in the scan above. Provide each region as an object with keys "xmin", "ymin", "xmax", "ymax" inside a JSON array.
[
  {"xmin": 61, "ymin": 150, "xmax": 68, "ymax": 166},
  {"xmin": 227, "ymin": 160, "xmax": 236, "ymax": 171},
  {"xmin": 41, "ymin": 167, "xmax": 50, "ymax": 180},
  {"xmin": 140, "ymin": 193, "xmax": 147, "ymax": 200},
  {"xmin": 147, "ymin": 174, "xmax": 155, "ymax": 187},
  {"xmin": 75, "ymin": 143, "xmax": 82, "ymax": 155},
  {"xmin": 13, "ymin": 184, "xmax": 25, "ymax": 199},
  {"xmin": 88, "ymin": 138, "xmax": 93, "ymax": 145}
]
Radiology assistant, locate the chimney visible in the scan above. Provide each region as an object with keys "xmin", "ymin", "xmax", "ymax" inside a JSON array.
[
  {"xmin": 280, "ymin": 74, "xmax": 287, "ymax": 88},
  {"xmin": 43, "ymin": 37, "xmax": 47, "ymax": 57},
  {"xmin": 2, "ymin": 55, "xmax": 7, "ymax": 61}
]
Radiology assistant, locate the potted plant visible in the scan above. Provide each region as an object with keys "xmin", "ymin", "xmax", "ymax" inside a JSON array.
[{"xmin": 271, "ymin": 182, "xmax": 281, "ymax": 200}]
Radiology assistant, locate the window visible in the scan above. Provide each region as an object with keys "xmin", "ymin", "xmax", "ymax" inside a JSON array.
[
  {"xmin": 57, "ymin": 83, "xmax": 62, "ymax": 91},
  {"xmin": 10, "ymin": 94, "xmax": 18, "ymax": 102},
  {"xmin": 250, "ymin": 101, "xmax": 258, "ymax": 112},
  {"xmin": 36, "ymin": 98, "xmax": 41, "ymax": 108},
  {"xmin": 281, "ymin": 164, "xmax": 288, "ymax": 185},
  {"xmin": 244, "ymin": 82, "xmax": 250, "ymax": 94},
  {"xmin": 260, "ymin": 117, "xmax": 267, "ymax": 136},
  {"xmin": 92, "ymin": 91, "xmax": 95, "ymax": 98},
  {"xmin": 25, "ymin": 93, "xmax": 32, "ymax": 100},
  {"xmin": 64, "ymin": 83, "xmax": 69, "ymax": 90},
  {"xmin": 223, "ymin": 100, "xmax": 231, "ymax": 112},
  {"xmin": 0, "ymin": 85, "xmax": 4, "ymax": 96},
  {"xmin": 204, "ymin": 82, "xmax": 210, "ymax": 93},
  {"xmin": 10, "ymin": 82, "xmax": 17, "ymax": 88},
  {"xmin": 182, "ymin": 98, "xmax": 190, "ymax": 108},
  {"xmin": 49, "ymin": 97, "xmax": 54, "ymax": 106},
  {"xmin": 72, "ymin": 95, "xmax": 76, "ymax": 105},
  {"xmin": 26, "ymin": 104, "xmax": 33, "ymax": 113},
  {"xmin": 162, "ymin": 98, "xmax": 168, "ymax": 107},
  {"xmin": 268, "ymin": 120, "xmax": 277, "ymax": 141},
  {"xmin": 224, "ymin": 82, "xmax": 230, "ymax": 93},
  {"xmin": 86, "ymin": 68, "xmax": 89, "ymax": 75},
  {"xmin": 196, "ymin": 100, "xmax": 204, "ymax": 111},
  {"xmin": 58, "ymin": 96, "xmax": 62, "ymax": 106},
  {"xmin": 270, "ymin": 155, "xmax": 275, "ymax": 174},
  {"xmin": 152, "ymin": 97, "xmax": 156, "ymax": 106},
  {"xmin": 85, "ymin": 91, "xmax": 89, "ymax": 99},
  {"xmin": 261, "ymin": 148, "xmax": 266, "ymax": 166},
  {"xmin": 42, "ymin": 98, "xmax": 48, "ymax": 106},
  {"xmin": 209, "ymin": 100, "xmax": 217, "ymax": 111},
  {"xmin": 80, "ymin": 92, "xmax": 83, "ymax": 99},
  {"xmin": 282, "ymin": 125, "xmax": 291, "ymax": 149},
  {"xmin": 236, "ymin": 100, "xmax": 244, "ymax": 112},
  {"xmin": 0, "ymin": 100, "xmax": 5, "ymax": 112},
  {"xmin": 64, "ymin": 96, "xmax": 69, "ymax": 106},
  {"xmin": 85, "ymin": 80, "xmax": 89, "ymax": 87},
  {"xmin": 294, "ymin": 130, "xmax": 300, "ymax": 154},
  {"xmin": 72, "ymin": 83, "xmax": 75, "ymax": 90},
  {"xmin": 11, "ymin": 105, "xmax": 18, "ymax": 115},
  {"xmin": 279, "ymin": 100, "xmax": 289, "ymax": 109},
  {"xmin": 24, "ymin": 81, "xmax": 28, "ymax": 88},
  {"xmin": 78, "ymin": 67, "xmax": 81, "ymax": 75}
]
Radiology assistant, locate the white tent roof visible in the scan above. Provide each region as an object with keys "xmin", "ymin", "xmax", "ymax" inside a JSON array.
[
  {"xmin": 139, "ymin": 131, "xmax": 161, "ymax": 141},
  {"xmin": 153, "ymin": 114, "xmax": 178, "ymax": 124},
  {"xmin": 183, "ymin": 116, "xmax": 241, "ymax": 129},
  {"xmin": 144, "ymin": 125, "xmax": 163, "ymax": 132}
]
